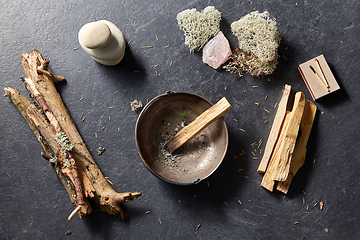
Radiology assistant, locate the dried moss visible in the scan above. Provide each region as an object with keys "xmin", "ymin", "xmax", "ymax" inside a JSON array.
[
  {"xmin": 97, "ymin": 147, "xmax": 105, "ymax": 155},
  {"xmin": 177, "ymin": 6, "xmax": 221, "ymax": 53},
  {"xmin": 225, "ymin": 11, "xmax": 280, "ymax": 77},
  {"xmin": 130, "ymin": 99, "xmax": 143, "ymax": 112},
  {"xmin": 49, "ymin": 156, "xmax": 59, "ymax": 165}
]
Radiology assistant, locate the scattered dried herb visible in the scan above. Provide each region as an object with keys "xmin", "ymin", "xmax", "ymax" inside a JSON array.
[
  {"xmin": 105, "ymin": 177, "xmax": 113, "ymax": 185},
  {"xmin": 196, "ymin": 224, "xmax": 201, "ymax": 231},
  {"xmin": 130, "ymin": 99, "xmax": 143, "ymax": 111},
  {"xmin": 97, "ymin": 147, "xmax": 105, "ymax": 155}
]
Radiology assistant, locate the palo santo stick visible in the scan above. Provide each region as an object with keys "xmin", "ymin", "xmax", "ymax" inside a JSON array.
[
  {"xmin": 276, "ymin": 100, "xmax": 317, "ymax": 193},
  {"xmin": 165, "ymin": 97, "xmax": 232, "ymax": 153},
  {"xmin": 272, "ymin": 92, "xmax": 305, "ymax": 181},
  {"xmin": 258, "ymin": 84, "xmax": 291, "ymax": 173},
  {"xmin": 261, "ymin": 111, "xmax": 291, "ymax": 191}
]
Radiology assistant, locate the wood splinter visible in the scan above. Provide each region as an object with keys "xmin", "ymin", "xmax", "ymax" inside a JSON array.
[
  {"xmin": 4, "ymin": 50, "xmax": 141, "ymax": 219},
  {"xmin": 68, "ymin": 205, "xmax": 82, "ymax": 220}
]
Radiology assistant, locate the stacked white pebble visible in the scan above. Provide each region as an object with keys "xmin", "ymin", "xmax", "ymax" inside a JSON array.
[{"xmin": 78, "ymin": 20, "xmax": 126, "ymax": 66}]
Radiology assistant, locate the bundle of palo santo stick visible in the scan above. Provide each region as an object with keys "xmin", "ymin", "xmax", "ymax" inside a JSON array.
[
  {"xmin": 4, "ymin": 50, "xmax": 141, "ymax": 220},
  {"xmin": 257, "ymin": 84, "xmax": 317, "ymax": 194}
]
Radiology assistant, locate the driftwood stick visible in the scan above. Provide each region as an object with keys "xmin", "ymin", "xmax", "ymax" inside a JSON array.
[
  {"xmin": 5, "ymin": 50, "xmax": 141, "ymax": 219},
  {"xmin": 68, "ymin": 151, "xmax": 85, "ymax": 206},
  {"xmin": 26, "ymin": 101, "xmax": 91, "ymax": 217},
  {"xmin": 22, "ymin": 50, "xmax": 141, "ymax": 217},
  {"xmin": 4, "ymin": 87, "xmax": 92, "ymax": 217}
]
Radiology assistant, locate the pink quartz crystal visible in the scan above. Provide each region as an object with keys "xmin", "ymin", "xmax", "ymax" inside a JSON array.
[{"xmin": 202, "ymin": 31, "xmax": 232, "ymax": 69}]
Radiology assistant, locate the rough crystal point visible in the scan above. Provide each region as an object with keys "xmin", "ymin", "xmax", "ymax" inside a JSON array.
[{"xmin": 202, "ymin": 31, "xmax": 232, "ymax": 69}]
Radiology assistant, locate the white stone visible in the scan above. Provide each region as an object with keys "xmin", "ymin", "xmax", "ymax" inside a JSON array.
[
  {"xmin": 79, "ymin": 21, "xmax": 111, "ymax": 49},
  {"xmin": 202, "ymin": 31, "xmax": 232, "ymax": 69},
  {"xmin": 78, "ymin": 20, "xmax": 126, "ymax": 66}
]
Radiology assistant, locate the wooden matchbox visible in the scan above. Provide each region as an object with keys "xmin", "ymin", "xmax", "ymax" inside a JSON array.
[{"xmin": 298, "ymin": 54, "xmax": 340, "ymax": 101}]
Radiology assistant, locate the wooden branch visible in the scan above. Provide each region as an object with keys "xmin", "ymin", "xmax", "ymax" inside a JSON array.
[
  {"xmin": 4, "ymin": 87, "xmax": 92, "ymax": 217},
  {"xmin": 5, "ymin": 50, "xmax": 141, "ymax": 219},
  {"xmin": 22, "ymin": 50, "xmax": 141, "ymax": 217},
  {"xmin": 258, "ymin": 84, "xmax": 291, "ymax": 173},
  {"xmin": 165, "ymin": 97, "xmax": 232, "ymax": 153},
  {"xmin": 26, "ymin": 101, "xmax": 91, "ymax": 217},
  {"xmin": 276, "ymin": 100, "xmax": 317, "ymax": 193},
  {"xmin": 68, "ymin": 151, "xmax": 85, "ymax": 206}
]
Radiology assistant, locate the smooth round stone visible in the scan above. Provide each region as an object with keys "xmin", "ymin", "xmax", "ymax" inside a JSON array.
[
  {"xmin": 91, "ymin": 51, "xmax": 125, "ymax": 66},
  {"xmin": 78, "ymin": 20, "xmax": 126, "ymax": 66},
  {"xmin": 79, "ymin": 21, "xmax": 111, "ymax": 49}
]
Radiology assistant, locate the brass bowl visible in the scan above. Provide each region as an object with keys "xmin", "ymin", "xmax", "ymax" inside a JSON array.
[{"xmin": 135, "ymin": 92, "xmax": 228, "ymax": 185}]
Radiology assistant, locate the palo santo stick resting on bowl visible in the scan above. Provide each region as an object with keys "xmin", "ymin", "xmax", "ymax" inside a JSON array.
[{"xmin": 165, "ymin": 97, "xmax": 232, "ymax": 154}]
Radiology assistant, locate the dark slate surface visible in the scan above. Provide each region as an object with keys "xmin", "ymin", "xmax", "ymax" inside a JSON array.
[{"xmin": 1, "ymin": 0, "xmax": 359, "ymax": 239}]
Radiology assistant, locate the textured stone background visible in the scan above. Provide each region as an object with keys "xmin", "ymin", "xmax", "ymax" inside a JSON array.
[{"xmin": 1, "ymin": 0, "xmax": 359, "ymax": 239}]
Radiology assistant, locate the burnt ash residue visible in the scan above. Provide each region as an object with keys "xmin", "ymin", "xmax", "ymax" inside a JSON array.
[
  {"xmin": 159, "ymin": 120, "xmax": 189, "ymax": 172},
  {"xmin": 158, "ymin": 120, "xmax": 211, "ymax": 172}
]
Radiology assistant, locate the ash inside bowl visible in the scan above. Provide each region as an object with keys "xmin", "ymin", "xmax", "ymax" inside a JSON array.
[{"xmin": 158, "ymin": 120, "xmax": 213, "ymax": 173}]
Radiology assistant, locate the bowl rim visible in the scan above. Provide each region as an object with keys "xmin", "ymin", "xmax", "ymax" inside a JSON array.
[{"xmin": 135, "ymin": 91, "xmax": 229, "ymax": 185}]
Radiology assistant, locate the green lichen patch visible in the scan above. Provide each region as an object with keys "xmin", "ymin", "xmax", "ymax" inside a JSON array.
[
  {"xmin": 49, "ymin": 156, "xmax": 59, "ymax": 165},
  {"xmin": 55, "ymin": 131, "xmax": 74, "ymax": 151},
  {"xmin": 64, "ymin": 158, "xmax": 71, "ymax": 168}
]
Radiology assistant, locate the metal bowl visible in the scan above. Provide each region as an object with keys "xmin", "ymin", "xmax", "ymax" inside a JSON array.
[{"xmin": 135, "ymin": 92, "xmax": 228, "ymax": 185}]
